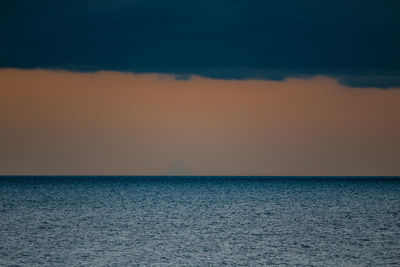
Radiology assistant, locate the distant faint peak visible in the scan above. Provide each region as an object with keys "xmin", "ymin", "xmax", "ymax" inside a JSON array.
[{"xmin": 164, "ymin": 160, "xmax": 193, "ymax": 176}]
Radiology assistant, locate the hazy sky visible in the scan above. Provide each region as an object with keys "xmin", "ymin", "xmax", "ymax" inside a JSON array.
[
  {"xmin": 1, "ymin": 69, "xmax": 399, "ymax": 175},
  {"xmin": 1, "ymin": 1, "xmax": 400, "ymax": 175}
]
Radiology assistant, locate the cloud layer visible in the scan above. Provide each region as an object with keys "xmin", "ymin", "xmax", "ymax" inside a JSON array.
[{"xmin": 1, "ymin": 0, "xmax": 400, "ymax": 87}]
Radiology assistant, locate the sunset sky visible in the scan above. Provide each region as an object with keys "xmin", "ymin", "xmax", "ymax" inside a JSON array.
[{"xmin": 1, "ymin": 1, "xmax": 400, "ymax": 175}]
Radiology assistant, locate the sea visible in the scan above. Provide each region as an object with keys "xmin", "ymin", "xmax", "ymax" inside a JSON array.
[{"xmin": 1, "ymin": 176, "xmax": 399, "ymax": 266}]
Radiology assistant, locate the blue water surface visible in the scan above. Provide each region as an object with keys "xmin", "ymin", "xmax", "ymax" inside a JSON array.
[{"xmin": 1, "ymin": 176, "xmax": 399, "ymax": 266}]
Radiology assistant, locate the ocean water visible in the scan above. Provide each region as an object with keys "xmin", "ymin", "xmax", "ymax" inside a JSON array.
[{"xmin": 0, "ymin": 176, "xmax": 399, "ymax": 266}]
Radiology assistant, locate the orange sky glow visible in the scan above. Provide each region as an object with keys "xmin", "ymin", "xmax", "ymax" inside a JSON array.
[{"xmin": 1, "ymin": 69, "xmax": 399, "ymax": 175}]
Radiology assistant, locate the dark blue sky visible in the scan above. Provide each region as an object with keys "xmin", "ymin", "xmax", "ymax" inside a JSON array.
[{"xmin": 1, "ymin": 0, "xmax": 400, "ymax": 87}]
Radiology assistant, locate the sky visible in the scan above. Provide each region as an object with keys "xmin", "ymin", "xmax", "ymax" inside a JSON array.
[{"xmin": 1, "ymin": 1, "xmax": 400, "ymax": 175}]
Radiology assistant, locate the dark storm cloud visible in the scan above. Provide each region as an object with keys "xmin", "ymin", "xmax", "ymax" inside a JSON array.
[{"xmin": 1, "ymin": 0, "xmax": 400, "ymax": 87}]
